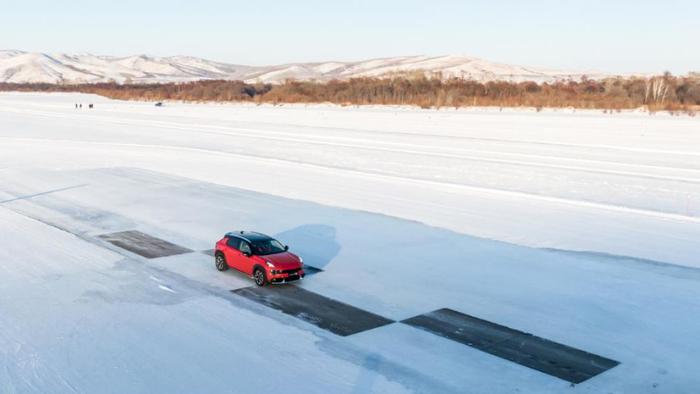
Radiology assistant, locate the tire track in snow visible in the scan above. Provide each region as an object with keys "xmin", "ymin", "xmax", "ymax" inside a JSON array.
[
  {"xmin": 3, "ymin": 104, "xmax": 700, "ymax": 158},
  {"xmin": 2, "ymin": 136, "xmax": 699, "ymax": 224},
  {"xmin": 2, "ymin": 107, "xmax": 700, "ymax": 184}
]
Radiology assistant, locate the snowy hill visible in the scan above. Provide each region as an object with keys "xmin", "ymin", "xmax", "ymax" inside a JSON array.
[
  {"xmin": 0, "ymin": 50, "xmax": 607, "ymax": 84},
  {"xmin": 0, "ymin": 50, "xmax": 252, "ymax": 84}
]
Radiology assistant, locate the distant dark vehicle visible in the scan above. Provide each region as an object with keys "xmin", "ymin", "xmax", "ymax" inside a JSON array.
[{"xmin": 155, "ymin": 102, "xmax": 163, "ymax": 107}]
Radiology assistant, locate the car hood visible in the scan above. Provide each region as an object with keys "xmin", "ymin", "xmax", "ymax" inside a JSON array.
[{"xmin": 259, "ymin": 252, "xmax": 302, "ymax": 269}]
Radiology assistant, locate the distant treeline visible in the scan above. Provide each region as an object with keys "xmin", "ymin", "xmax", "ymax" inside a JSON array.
[{"xmin": 2, "ymin": 74, "xmax": 700, "ymax": 113}]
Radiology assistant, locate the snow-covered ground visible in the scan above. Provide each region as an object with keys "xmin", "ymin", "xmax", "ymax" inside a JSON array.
[{"xmin": 1, "ymin": 92, "xmax": 699, "ymax": 393}]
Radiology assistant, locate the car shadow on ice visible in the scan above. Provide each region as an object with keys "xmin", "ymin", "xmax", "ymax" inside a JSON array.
[{"xmin": 274, "ymin": 224, "xmax": 341, "ymax": 271}]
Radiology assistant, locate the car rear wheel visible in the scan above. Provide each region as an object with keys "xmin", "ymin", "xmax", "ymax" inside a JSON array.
[
  {"xmin": 215, "ymin": 253, "xmax": 228, "ymax": 271},
  {"xmin": 253, "ymin": 268, "xmax": 267, "ymax": 287}
]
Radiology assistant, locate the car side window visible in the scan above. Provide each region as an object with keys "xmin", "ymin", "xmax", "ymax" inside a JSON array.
[
  {"xmin": 239, "ymin": 242, "xmax": 252, "ymax": 255},
  {"xmin": 226, "ymin": 237, "xmax": 240, "ymax": 250}
]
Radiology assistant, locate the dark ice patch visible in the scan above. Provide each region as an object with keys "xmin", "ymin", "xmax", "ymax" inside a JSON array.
[
  {"xmin": 302, "ymin": 265, "xmax": 323, "ymax": 276},
  {"xmin": 98, "ymin": 230, "xmax": 192, "ymax": 259},
  {"xmin": 402, "ymin": 308, "xmax": 619, "ymax": 384},
  {"xmin": 232, "ymin": 286, "xmax": 393, "ymax": 336}
]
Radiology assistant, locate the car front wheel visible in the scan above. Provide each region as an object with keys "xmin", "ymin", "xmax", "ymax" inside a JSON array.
[
  {"xmin": 215, "ymin": 253, "xmax": 229, "ymax": 271},
  {"xmin": 253, "ymin": 268, "xmax": 267, "ymax": 286}
]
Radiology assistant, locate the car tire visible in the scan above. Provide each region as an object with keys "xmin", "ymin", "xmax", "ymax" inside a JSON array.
[
  {"xmin": 215, "ymin": 253, "xmax": 229, "ymax": 271},
  {"xmin": 253, "ymin": 268, "xmax": 267, "ymax": 287}
]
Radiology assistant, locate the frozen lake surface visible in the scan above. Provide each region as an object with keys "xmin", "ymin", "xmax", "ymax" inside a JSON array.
[{"xmin": 0, "ymin": 93, "xmax": 699, "ymax": 393}]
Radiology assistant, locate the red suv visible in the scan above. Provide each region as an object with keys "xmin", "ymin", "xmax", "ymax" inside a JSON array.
[{"xmin": 215, "ymin": 231, "xmax": 305, "ymax": 286}]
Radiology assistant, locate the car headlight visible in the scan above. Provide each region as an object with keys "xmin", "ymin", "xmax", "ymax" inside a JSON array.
[{"xmin": 266, "ymin": 261, "xmax": 275, "ymax": 268}]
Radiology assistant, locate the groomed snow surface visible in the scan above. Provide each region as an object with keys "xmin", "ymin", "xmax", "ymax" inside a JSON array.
[{"xmin": 0, "ymin": 92, "xmax": 699, "ymax": 393}]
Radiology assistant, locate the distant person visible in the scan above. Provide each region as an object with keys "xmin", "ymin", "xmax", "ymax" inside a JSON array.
[
  {"xmin": 75, "ymin": 103, "xmax": 78, "ymax": 109},
  {"xmin": 89, "ymin": 104, "xmax": 93, "ymax": 109},
  {"xmin": 79, "ymin": 104, "xmax": 82, "ymax": 109}
]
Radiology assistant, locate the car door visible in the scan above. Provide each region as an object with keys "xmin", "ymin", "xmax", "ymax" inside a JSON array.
[
  {"xmin": 224, "ymin": 237, "xmax": 245, "ymax": 272},
  {"xmin": 238, "ymin": 241, "xmax": 255, "ymax": 275}
]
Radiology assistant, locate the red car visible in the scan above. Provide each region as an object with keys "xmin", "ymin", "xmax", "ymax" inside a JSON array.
[{"xmin": 215, "ymin": 231, "xmax": 305, "ymax": 286}]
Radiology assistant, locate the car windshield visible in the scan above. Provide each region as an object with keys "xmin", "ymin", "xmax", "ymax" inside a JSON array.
[{"xmin": 250, "ymin": 238, "xmax": 286, "ymax": 255}]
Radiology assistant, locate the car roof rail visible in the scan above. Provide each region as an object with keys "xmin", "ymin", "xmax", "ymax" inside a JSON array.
[{"xmin": 225, "ymin": 230, "xmax": 270, "ymax": 242}]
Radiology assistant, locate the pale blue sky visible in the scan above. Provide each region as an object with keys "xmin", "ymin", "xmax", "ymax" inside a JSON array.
[{"xmin": 2, "ymin": 0, "xmax": 698, "ymax": 73}]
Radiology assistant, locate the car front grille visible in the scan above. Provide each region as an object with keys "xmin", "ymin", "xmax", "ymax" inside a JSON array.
[
  {"xmin": 271, "ymin": 268, "xmax": 301, "ymax": 275},
  {"xmin": 271, "ymin": 274, "xmax": 301, "ymax": 283}
]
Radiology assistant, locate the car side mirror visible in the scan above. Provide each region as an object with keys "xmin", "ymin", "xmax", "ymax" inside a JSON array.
[{"xmin": 284, "ymin": 245, "xmax": 289, "ymax": 251}]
